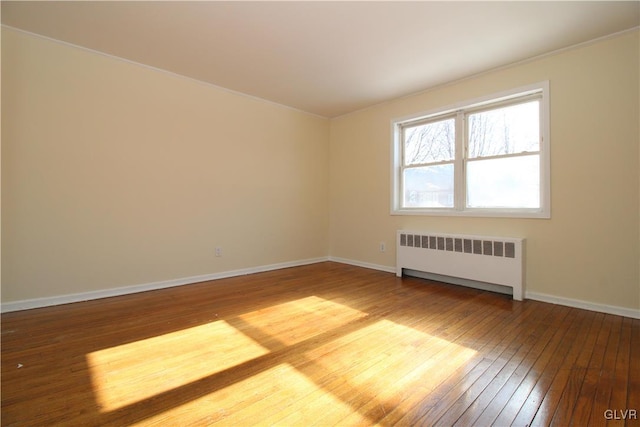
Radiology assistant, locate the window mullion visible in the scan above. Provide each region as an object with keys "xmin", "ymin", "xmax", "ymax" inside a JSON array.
[{"xmin": 454, "ymin": 111, "xmax": 465, "ymax": 211}]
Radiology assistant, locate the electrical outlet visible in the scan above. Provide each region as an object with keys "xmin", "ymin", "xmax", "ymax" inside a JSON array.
[
  {"xmin": 380, "ymin": 242, "xmax": 386, "ymax": 252},
  {"xmin": 215, "ymin": 247, "xmax": 222, "ymax": 257}
]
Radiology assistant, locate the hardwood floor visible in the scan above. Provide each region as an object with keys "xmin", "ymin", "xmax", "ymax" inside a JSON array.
[{"xmin": 1, "ymin": 262, "xmax": 638, "ymax": 426}]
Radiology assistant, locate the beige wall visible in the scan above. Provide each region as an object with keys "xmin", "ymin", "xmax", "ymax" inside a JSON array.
[
  {"xmin": 1, "ymin": 28, "xmax": 329, "ymax": 301},
  {"xmin": 2, "ymin": 27, "xmax": 639, "ymax": 313},
  {"xmin": 330, "ymin": 30, "xmax": 640, "ymax": 310}
]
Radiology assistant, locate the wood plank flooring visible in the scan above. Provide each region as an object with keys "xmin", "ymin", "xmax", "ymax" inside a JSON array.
[{"xmin": 1, "ymin": 262, "xmax": 638, "ymax": 426}]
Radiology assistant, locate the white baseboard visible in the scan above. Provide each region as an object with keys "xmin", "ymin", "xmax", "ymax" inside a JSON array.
[
  {"xmin": 329, "ymin": 256, "xmax": 640, "ymax": 320},
  {"xmin": 1, "ymin": 257, "xmax": 329, "ymax": 313},
  {"xmin": 328, "ymin": 256, "xmax": 397, "ymax": 274},
  {"xmin": 4, "ymin": 257, "xmax": 638, "ymax": 320},
  {"xmin": 526, "ymin": 291, "xmax": 640, "ymax": 320}
]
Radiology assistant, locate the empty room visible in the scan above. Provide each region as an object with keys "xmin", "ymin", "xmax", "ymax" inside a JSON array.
[{"xmin": 2, "ymin": 1, "xmax": 639, "ymax": 426}]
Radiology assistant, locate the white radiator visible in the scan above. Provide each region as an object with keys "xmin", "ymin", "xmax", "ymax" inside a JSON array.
[{"xmin": 396, "ymin": 230, "xmax": 525, "ymax": 301}]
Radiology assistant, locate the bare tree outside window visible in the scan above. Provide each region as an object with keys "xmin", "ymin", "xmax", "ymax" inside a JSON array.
[
  {"xmin": 404, "ymin": 118, "xmax": 455, "ymax": 165},
  {"xmin": 468, "ymin": 101, "xmax": 539, "ymax": 159},
  {"xmin": 402, "ymin": 117, "xmax": 456, "ymax": 208}
]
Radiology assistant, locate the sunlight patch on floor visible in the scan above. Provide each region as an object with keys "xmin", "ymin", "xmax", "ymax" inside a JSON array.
[
  {"xmin": 87, "ymin": 296, "xmax": 475, "ymax": 424},
  {"xmin": 306, "ymin": 319, "xmax": 478, "ymax": 424},
  {"xmin": 87, "ymin": 320, "xmax": 269, "ymax": 412},
  {"xmin": 127, "ymin": 362, "xmax": 366, "ymax": 426},
  {"xmin": 236, "ymin": 295, "xmax": 367, "ymax": 346}
]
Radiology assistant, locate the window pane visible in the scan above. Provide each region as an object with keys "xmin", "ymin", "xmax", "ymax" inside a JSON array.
[
  {"xmin": 404, "ymin": 118, "xmax": 455, "ymax": 165},
  {"xmin": 403, "ymin": 165, "xmax": 454, "ymax": 208},
  {"xmin": 466, "ymin": 155, "xmax": 540, "ymax": 208},
  {"xmin": 468, "ymin": 100, "xmax": 539, "ymax": 159}
]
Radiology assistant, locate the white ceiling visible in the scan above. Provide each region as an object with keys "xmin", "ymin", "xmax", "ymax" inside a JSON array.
[{"xmin": 2, "ymin": 1, "xmax": 639, "ymax": 117}]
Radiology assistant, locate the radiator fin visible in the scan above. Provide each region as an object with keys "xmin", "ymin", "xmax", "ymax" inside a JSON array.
[
  {"xmin": 505, "ymin": 242, "xmax": 516, "ymax": 258},
  {"xmin": 446, "ymin": 238, "xmax": 454, "ymax": 251},
  {"xmin": 398, "ymin": 233, "xmax": 522, "ymax": 260},
  {"xmin": 483, "ymin": 240, "xmax": 493, "ymax": 256}
]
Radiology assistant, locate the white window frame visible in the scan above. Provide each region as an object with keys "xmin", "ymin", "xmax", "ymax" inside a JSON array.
[{"xmin": 391, "ymin": 81, "xmax": 550, "ymax": 218}]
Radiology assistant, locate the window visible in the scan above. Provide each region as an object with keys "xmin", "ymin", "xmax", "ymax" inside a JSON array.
[{"xmin": 391, "ymin": 82, "xmax": 550, "ymax": 218}]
